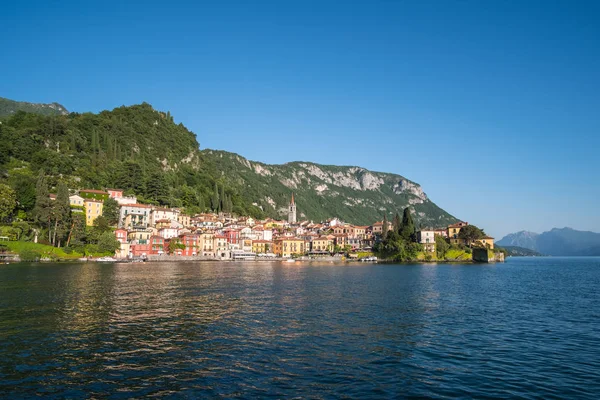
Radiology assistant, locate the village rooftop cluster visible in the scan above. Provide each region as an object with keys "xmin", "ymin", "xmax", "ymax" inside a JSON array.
[{"xmin": 65, "ymin": 189, "xmax": 494, "ymax": 260}]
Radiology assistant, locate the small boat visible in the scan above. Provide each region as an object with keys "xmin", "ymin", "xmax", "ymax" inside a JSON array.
[
  {"xmin": 285, "ymin": 258, "xmax": 296, "ymax": 263},
  {"xmin": 97, "ymin": 256, "xmax": 117, "ymax": 262}
]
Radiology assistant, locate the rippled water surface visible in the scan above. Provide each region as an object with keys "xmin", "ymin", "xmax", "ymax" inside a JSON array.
[{"xmin": 1, "ymin": 258, "xmax": 600, "ymax": 398}]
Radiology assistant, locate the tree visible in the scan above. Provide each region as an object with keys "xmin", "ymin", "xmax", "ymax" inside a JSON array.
[
  {"xmin": 220, "ymin": 184, "xmax": 226, "ymax": 211},
  {"xmin": 399, "ymin": 207, "xmax": 416, "ymax": 242},
  {"xmin": 33, "ymin": 172, "xmax": 52, "ymax": 241},
  {"xmin": 211, "ymin": 183, "xmax": 220, "ymax": 212},
  {"xmin": 92, "ymin": 215, "xmax": 111, "ymax": 234},
  {"xmin": 458, "ymin": 225, "xmax": 485, "ymax": 247},
  {"xmin": 392, "ymin": 212, "xmax": 401, "ymax": 233},
  {"xmin": 168, "ymin": 238, "xmax": 185, "ymax": 254},
  {"xmin": 10, "ymin": 174, "xmax": 36, "ymax": 213},
  {"xmin": 0, "ymin": 183, "xmax": 16, "ymax": 222},
  {"xmin": 435, "ymin": 235, "xmax": 449, "ymax": 260},
  {"xmin": 67, "ymin": 213, "xmax": 86, "ymax": 247},
  {"xmin": 146, "ymin": 171, "xmax": 169, "ymax": 204},
  {"xmin": 97, "ymin": 231, "xmax": 120, "ymax": 254},
  {"xmin": 103, "ymin": 197, "xmax": 120, "ymax": 226},
  {"xmin": 52, "ymin": 182, "xmax": 71, "ymax": 247}
]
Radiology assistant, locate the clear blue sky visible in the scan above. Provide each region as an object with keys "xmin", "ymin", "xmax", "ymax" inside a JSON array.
[{"xmin": 2, "ymin": 0, "xmax": 599, "ymax": 238}]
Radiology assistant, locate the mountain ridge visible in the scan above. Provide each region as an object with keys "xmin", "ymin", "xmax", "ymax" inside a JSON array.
[
  {"xmin": 498, "ymin": 227, "xmax": 600, "ymax": 256},
  {"xmin": 0, "ymin": 96, "xmax": 68, "ymax": 117},
  {"xmin": 201, "ymin": 149, "xmax": 457, "ymax": 226}
]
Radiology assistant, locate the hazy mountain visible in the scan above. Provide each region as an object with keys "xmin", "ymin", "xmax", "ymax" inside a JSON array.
[
  {"xmin": 498, "ymin": 228, "xmax": 600, "ymax": 256},
  {"xmin": 496, "ymin": 231, "xmax": 539, "ymax": 250},
  {"xmin": 0, "ymin": 97, "xmax": 68, "ymax": 117}
]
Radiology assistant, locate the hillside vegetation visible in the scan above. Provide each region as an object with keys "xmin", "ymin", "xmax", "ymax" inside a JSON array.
[
  {"xmin": 0, "ymin": 101, "xmax": 457, "ymax": 226},
  {"xmin": 0, "ymin": 97, "xmax": 68, "ymax": 117}
]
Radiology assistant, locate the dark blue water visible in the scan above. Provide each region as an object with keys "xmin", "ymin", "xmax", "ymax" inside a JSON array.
[{"xmin": 1, "ymin": 258, "xmax": 599, "ymax": 398}]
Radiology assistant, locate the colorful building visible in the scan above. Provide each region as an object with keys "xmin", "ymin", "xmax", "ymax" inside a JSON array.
[
  {"xmin": 84, "ymin": 199, "xmax": 103, "ymax": 226},
  {"xmin": 273, "ymin": 238, "xmax": 306, "ymax": 257}
]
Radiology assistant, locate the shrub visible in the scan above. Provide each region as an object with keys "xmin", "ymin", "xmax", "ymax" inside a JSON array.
[{"xmin": 19, "ymin": 249, "xmax": 41, "ymax": 262}]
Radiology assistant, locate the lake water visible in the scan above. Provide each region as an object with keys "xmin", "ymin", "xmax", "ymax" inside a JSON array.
[{"xmin": 1, "ymin": 258, "xmax": 599, "ymax": 398}]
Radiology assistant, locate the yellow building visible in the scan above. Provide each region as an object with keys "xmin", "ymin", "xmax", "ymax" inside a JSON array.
[
  {"xmin": 311, "ymin": 236, "xmax": 334, "ymax": 252},
  {"xmin": 252, "ymin": 240, "xmax": 271, "ymax": 254},
  {"xmin": 448, "ymin": 222, "xmax": 469, "ymax": 245},
  {"xmin": 476, "ymin": 236, "xmax": 495, "ymax": 249},
  {"xmin": 273, "ymin": 238, "xmax": 306, "ymax": 257},
  {"xmin": 84, "ymin": 199, "xmax": 104, "ymax": 226},
  {"xmin": 178, "ymin": 214, "xmax": 192, "ymax": 228},
  {"xmin": 199, "ymin": 232, "xmax": 215, "ymax": 256}
]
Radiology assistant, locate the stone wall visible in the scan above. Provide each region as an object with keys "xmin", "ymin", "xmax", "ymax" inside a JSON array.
[{"xmin": 473, "ymin": 248, "xmax": 505, "ymax": 263}]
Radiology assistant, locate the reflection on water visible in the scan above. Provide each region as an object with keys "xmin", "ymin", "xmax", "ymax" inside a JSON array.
[{"xmin": 1, "ymin": 259, "xmax": 600, "ymax": 398}]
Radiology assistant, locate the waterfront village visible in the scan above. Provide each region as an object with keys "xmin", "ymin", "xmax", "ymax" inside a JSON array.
[{"xmin": 65, "ymin": 189, "xmax": 495, "ymax": 261}]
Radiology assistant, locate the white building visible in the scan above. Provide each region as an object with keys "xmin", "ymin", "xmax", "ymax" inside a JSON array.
[
  {"xmin": 151, "ymin": 207, "xmax": 179, "ymax": 226},
  {"xmin": 417, "ymin": 230, "xmax": 436, "ymax": 252}
]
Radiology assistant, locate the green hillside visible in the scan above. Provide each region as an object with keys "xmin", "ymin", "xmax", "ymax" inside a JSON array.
[
  {"xmin": 202, "ymin": 150, "xmax": 458, "ymax": 226},
  {"xmin": 0, "ymin": 101, "xmax": 458, "ymax": 226},
  {"xmin": 0, "ymin": 97, "xmax": 68, "ymax": 117}
]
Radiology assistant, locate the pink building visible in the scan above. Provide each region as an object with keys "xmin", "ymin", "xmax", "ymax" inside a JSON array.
[
  {"xmin": 107, "ymin": 189, "xmax": 124, "ymax": 199},
  {"xmin": 115, "ymin": 229, "xmax": 128, "ymax": 244}
]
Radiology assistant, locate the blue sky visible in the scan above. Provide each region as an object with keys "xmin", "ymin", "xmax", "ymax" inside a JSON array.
[{"xmin": 1, "ymin": 0, "xmax": 599, "ymax": 238}]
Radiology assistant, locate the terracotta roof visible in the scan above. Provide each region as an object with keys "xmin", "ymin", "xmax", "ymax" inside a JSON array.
[
  {"xmin": 154, "ymin": 207, "xmax": 174, "ymax": 212},
  {"xmin": 127, "ymin": 203, "xmax": 153, "ymax": 208},
  {"xmin": 448, "ymin": 222, "xmax": 468, "ymax": 228},
  {"xmin": 482, "ymin": 236, "xmax": 494, "ymax": 240},
  {"xmin": 80, "ymin": 189, "xmax": 108, "ymax": 195},
  {"xmin": 84, "ymin": 198, "xmax": 103, "ymax": 203}
]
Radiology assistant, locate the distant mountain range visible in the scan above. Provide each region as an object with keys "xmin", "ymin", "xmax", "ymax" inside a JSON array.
[
  {"xmin": 497, "ymin": 228, "xmax": 600, "ymax": 256},
  {"xmin": 0, "ymin": 97, "xmax": 69, "ymax": 117}
]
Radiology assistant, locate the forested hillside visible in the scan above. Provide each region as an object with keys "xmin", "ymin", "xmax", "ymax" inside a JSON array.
[
  {"xmin": 0, "ymin": 97, "xmax": 68, "ymax": 117},
  {"xmin": 0, "ymin": 101, "xmax": 457, "ymax": 226}
]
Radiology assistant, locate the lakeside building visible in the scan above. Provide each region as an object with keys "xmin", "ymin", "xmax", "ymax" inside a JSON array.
[{"xmin": 84, "ymin": 199, "xmax": 104, "ymax": 226}]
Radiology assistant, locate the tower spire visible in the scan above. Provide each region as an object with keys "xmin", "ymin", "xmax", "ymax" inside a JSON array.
[{"xmin": 288, "ymin": 192, "xmax": 297, "ymax": 224}]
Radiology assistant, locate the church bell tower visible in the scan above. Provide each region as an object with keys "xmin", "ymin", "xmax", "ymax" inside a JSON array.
[{"xmin": 288, "ymin": 193, "xmax": 297, "ymax": 224}]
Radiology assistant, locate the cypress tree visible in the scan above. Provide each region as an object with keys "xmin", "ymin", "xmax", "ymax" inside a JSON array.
[
  {"xmin": 211, "ymin": 183, "xmax": 220, "ymax": 212},
  {"xmin": 33, "ymin": 171, "xmax": 53, "ymax": 242},
  {"xmin": 53, "ymin": 182, "xmax": 71, "ymax": 247},
  {"xmin": 400, "ymin": 207, "xmax": 416, "ymax": 242},
  {"xmin": 393, "ymin": 212, "xmax": 401, "ymax": 233},
  {"xmin": 220, "ymin": 184, "xmax": 226, "ymax": 212}
]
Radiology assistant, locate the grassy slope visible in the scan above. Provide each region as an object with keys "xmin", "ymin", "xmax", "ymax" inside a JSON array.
[{"xmin": 4, "ymin": 241, "xmax": 112, "ymax": 260}]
